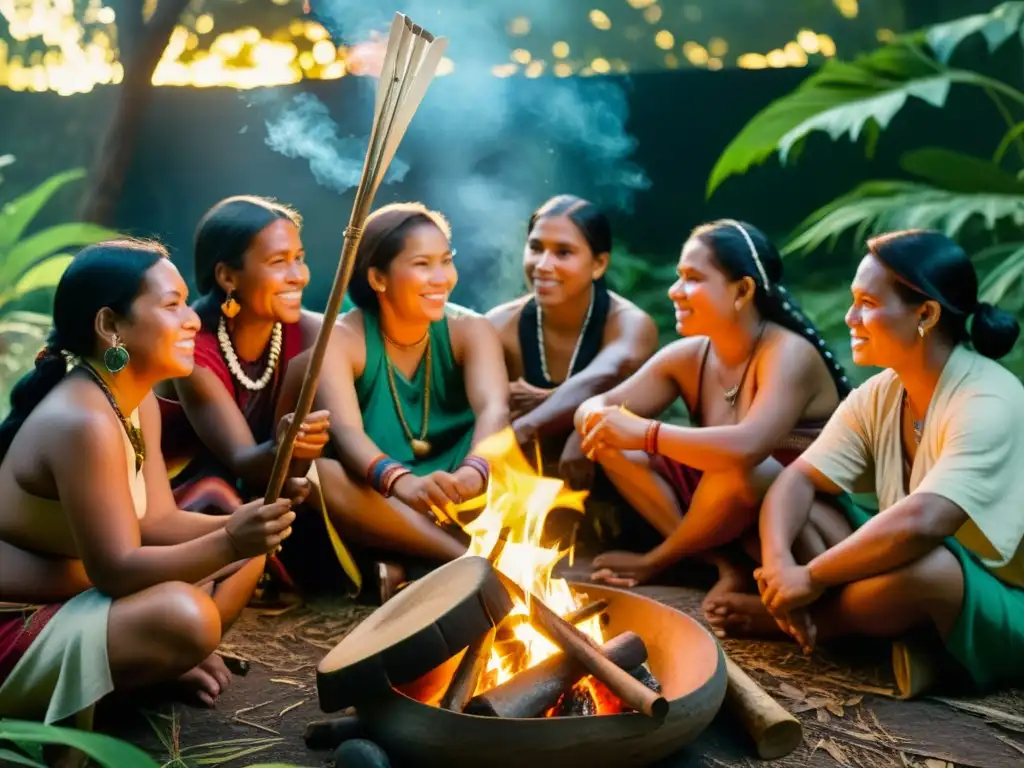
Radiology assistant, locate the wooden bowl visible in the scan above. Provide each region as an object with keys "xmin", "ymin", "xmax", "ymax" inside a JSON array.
[{"xmin": 357, "ymin": 582, "xmax": 727, "ymax": 768}]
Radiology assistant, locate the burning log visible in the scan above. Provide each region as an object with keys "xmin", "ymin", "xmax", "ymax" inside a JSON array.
[
  {"xmin": 439, "ymin": 627, "xmax": 497, "ymax": 712},
  {"xmin": 493, "ymin": 571, "xmax": 669, "ymax": 719},
  {"xmin": 465, "ymin": 631, "xmax": 647, "ymax": 719}
]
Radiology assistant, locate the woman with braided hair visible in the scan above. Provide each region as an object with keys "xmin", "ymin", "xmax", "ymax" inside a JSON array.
[
  {"xmin": 0, "ymin": 240, "xmax": 303, "ymax": 723},
  {"xmin": 573, "ymin": 219, "xmax": 851, "ymax": 622}
]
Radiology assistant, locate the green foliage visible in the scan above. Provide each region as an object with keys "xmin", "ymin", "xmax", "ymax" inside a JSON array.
[
  {"xmin": 708, "ymin": 1, "xmax": 1024, "ymax": 375},
  {"xmin": 0, "ymin": 719, "xmax": 158, "ymax": 767},
  {"xmin": 0, "ymin": 160, "xmax": 119, "ymax": 418}
]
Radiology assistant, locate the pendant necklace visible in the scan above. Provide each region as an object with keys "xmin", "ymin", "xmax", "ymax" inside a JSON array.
[
  {"xmin": 383, "ymin": 330, "xmax": 433, "ymax": 458},
  {"xmin": 721, "ymin": 321, "xmax": 766, "ymax": 408}
]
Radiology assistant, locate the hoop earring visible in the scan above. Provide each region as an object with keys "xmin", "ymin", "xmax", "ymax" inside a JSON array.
[
  {"xmin": 103, "ymin": 334, "xmax": 130, "ymax": 373},
  {"xmin": 221, "ymin": 292, "xmax": 241, "ymax": 319}
]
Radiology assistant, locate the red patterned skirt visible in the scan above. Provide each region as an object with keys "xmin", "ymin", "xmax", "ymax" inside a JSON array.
[{"xmin": 0, "ymin": 604, "xmax": 63, "ymax": 687}]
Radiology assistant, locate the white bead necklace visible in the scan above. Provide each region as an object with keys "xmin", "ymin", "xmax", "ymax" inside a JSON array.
[
  {"xmin": 218, "ymin": 315, "xmax": 283, "ymax": 392},
  {"xmin": 536, "ymin": 284, "xmax": 594, "ymax": 385}
]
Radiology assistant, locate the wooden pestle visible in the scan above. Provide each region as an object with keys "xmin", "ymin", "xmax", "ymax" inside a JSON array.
[
  {"xmin": 724, "ymin": 657, "xmax": 803, "ymax": 759},
  {"xmin": 465, "ymin": 630, "xmax": 648, "ymax": 718},
  {"xmin": 493, "ymin": 570, "xmax": 668, "ymax": 719}
]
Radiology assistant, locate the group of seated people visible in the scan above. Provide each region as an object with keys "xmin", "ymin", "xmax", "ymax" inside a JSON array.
[{"xmin": 0, "ymin": 191, "xmax": 1022, "ymax": 731}]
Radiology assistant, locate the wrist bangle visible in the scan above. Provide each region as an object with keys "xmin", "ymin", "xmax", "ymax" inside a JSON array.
[
  {"xmin": 459, "ymin": 455, "xmax": 490, "ymax": 486},
  {"xmin": 644, "ymin": 420, "xmax": 662, "ymax": 454},
  {"xmin": 367, "ymin": 454, "xmax": 409, "ymax": 497}
]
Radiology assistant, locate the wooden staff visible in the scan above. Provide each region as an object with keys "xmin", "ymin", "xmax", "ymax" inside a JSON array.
[{"xmin": 263, "ymin": 13, "xmax": 450, "ymax": 503}]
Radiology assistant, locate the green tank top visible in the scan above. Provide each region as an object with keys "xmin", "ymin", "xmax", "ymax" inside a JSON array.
[{"xmin": 356, "ymin": 306, "xmax": 477, "ymax": 474}]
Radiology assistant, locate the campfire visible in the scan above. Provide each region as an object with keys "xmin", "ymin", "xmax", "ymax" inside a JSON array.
[
  {"xmin": 421, "ymin": 428, "xmax": 664, "ymax": 719},
  {"xmin": 313, "ymin": 428, "xmax": 732, "ymax": 768}
]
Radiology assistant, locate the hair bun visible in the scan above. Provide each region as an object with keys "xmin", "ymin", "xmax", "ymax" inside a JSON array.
[{"xmin": 971, "ymin": 301, "xmax": 1020, "ymax": 360}]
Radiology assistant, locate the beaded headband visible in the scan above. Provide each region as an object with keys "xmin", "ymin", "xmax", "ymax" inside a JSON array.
[{"xmin": 720, "ymin": 219, "xmax": 770, "ymax": 291}]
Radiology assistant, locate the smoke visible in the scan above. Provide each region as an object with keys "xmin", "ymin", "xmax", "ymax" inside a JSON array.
[
  {"xmin": 262, "ymin": 0, "xmax": 650, "ymax": 308},
  {"xmin": 264, "ymin": 92, "xmax": 409, "ymax": 194}
]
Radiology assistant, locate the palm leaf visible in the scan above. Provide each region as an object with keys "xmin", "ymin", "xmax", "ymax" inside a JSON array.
[
  {"xmin": 978, "ymin": 242, "xmax": 1024, "ymax": 305},
  {"xmin": 0, "ymin": 168, "xmax": 86, "ymax": 250},
  {"xmin": 707, "ymin": 44, "xmax": 951, "ymax": 197},
  {"xmin": 899, "ymin": 147, "xmax": 1024, "ymax": 193},
  {"xmin": 1, "ymin": 223, "xmax": 118, "ymax": 286},
  {"xmin": 925, "ymin": 1, "xmax": 1024, "ymax": 63},
  {"xmin": 9, "ymin": 254, "xmax": 74, "ymax": 297},
  {"xmin": 784, "ymin": 181, "xmax": 1024, "ymax": 256}
]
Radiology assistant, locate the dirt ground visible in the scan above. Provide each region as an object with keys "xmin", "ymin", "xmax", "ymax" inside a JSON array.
[{"xmin": 95, "ymin": 555, "xmax": 1024, "ymax": 768}]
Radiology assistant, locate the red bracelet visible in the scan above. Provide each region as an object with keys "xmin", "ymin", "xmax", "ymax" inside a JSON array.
[{"xmin": 644, "ymin": 420, "xmax": 661, "ymax": 454}]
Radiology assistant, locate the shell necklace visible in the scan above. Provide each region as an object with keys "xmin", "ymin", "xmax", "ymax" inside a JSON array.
[
  {"xmin": 536, "ymin": 284, "xmax": 594, "ymax": 385},
  {"xmin": 218, "ymin": 315, "xmax": 282, "ymax": 392}
]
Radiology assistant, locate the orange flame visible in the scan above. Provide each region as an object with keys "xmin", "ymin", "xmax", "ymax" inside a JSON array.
[{"xmin": 449, "ymin": 428, "xmax": 602, "ymax": 692}]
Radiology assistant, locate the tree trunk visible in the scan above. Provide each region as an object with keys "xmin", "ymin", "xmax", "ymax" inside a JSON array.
[{"xmin": 78, "ymin": 0, "xmax": 191, "ymax": 225}]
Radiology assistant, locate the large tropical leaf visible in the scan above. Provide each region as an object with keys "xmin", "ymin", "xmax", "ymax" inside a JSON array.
[
  {"xmin": 784, "ymin": 180, "xmax": 1024, "ymax": 259},
  {"xmin": 9, "ymin": 254, "xmax": 74, "ymax": 297},
  {"xmin": 926, "ymin": 1, "xmax": 1024, "ymax": 63},
  {"xmin": 978, "ymin": 242, "xmax": 1024, "ymax": 306},
  {"xmin": 0, "ymin": 168, "xmax": 86, "ymax": 251},
  {"xmin": 898, "ymin": 147, "xmax": 1024, "ymax": 193},
  {"xmin": 706, "ymin": 44, "xmax": 956, "ymax": 197},
  {"xmin": 0, "ymin": 222, "xmax": 117, "ymax": 285},
  {"xmin": 0, "ymin": 720, "xmax": 158, "ymax": 768}
]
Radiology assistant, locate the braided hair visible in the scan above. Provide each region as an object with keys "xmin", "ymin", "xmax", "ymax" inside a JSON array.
[
  {"xmin": 692, "ymin": 219, "xmax": 852, "ymax": 399},
  {"xmin": 0, "ymin": 238, "xmax": 168, "ymax": 466}
]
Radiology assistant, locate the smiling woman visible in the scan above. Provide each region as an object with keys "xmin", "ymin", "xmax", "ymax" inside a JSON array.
[
  {"xmin": 155, "ymin": 196, "xmax": 341, "ymax": 591},
  {"xmin": 276, "ymin": 201, "xmax": 511, "ymax": 603}
]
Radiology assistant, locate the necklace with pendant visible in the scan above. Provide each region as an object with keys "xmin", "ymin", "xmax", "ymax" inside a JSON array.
[
  {"xmin": 903, "ymin": 390, "xmax": 924, "ymax": 444},
  {"xmin": 720, "ymin": 322, "xmax": 766, "ymax": 408},
  {"xmin": 384, "ymin": 331, "xmax": 433, "ymax": 458},
  {"xmin": 79, "ymin": 363, "xmax": 145, "ymax": 473}
]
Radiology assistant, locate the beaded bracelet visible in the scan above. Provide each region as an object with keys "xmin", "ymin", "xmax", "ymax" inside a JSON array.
[
  {"xmin": 644, "ymin": 420, "xmax": 662, "ymax": 455},
  {"xmin": 459, "ymin": 455, "xmax": 490, "ymax": 486},
  {"xmin": 366, "ymin": 454, "xmax": 412, "ymax": 498}
]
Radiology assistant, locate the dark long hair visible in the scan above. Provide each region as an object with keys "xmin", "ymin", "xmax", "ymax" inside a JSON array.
[
  {"xmin": 527, "ymin": 194, "xmax": 612, "ymax": 258},
  {"xmin": 867, "ymin": 230, "xmax": 1020, "ymax": 360},
  {"xmin": 192, "ymin": 195, "xmax": 302, "ymax": 329},
  {"xmin": 693, "ymin": 219, "xmax": 852, "ymax": 398},
  {"xmin": 348, "ymin": 201, "xmax": 452, "ymax": 313},
  {"xmin": 0, "ymin": 239, "xmax": 168, "ymax": 465}
]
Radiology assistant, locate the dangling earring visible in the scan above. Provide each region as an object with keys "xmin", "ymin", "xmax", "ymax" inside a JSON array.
[
  {"xmin": 918, "ymin": 324, "xmax": 925, "ymax": 338},
  {"xmin": 221, "ymin": 291, "xmax": 241, "ymax": 319},
  {"xmin": 103, "ymin": 334, "xmax": 130, "ymax": 373}
]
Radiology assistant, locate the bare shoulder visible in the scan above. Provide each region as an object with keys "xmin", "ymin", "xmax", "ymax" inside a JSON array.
[
  {"xmin": 449, "ymin": 306, "xmax": 500, "ymax": 341},
  {"xmin": 656, "ymin": 335, "xmax": 705, "ymax": 367},
  {"xmin": 298, "ymin": 309, "xmax": 326, "ymax": 346},
  {"xmin": 606, "ymin": 291, "xmax": 657, "ymax": 332},
  {"xmin": 329, "ymin": 307, "xmax": 368, "ymax": 371},
  {"xmin": 484, "ymin": 295, "xmax": 529, "ymax": 331},
  {"xmin": 762, "ymin": 324, "xmax": 826, "ymax": 371},
  {"xmin": 33, "ymin": 381, "xmax": 123, "ymax": 465}
]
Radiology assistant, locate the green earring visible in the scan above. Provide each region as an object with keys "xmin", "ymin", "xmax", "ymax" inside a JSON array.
[{"xmin": 103, "ymin": 335, "xmax": 130, "ymax": 373}]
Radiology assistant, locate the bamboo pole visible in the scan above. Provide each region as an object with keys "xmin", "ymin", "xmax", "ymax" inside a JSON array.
[{"xmin": 264, "ymin": 14, "xmax": 449, "ymax": 503}]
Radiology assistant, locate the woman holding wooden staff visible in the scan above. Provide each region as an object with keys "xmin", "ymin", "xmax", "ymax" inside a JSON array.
[
  {"xmin": 751, "ymin": 230, "xmax": 1024, "ymax": 696},
  {"xmin": 278, "ymin": 201, "xmax": 510, "ymax": 601},
  {"xmin": 486, "ymin": 195, "xmax": 658, "ymax": 490},
  {"xmin": 157, "ymin": 195, "xmax": 358, "ymax": 592},
  {"xmin": 0, "ymin": 240, "xmax": 301, "ymax": 722},
  {"xmin": 572, "ymin": 220, "xmax": 850, "ymax": 626}
]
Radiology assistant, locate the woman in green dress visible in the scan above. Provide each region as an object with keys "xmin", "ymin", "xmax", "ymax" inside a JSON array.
[
  {"xmin": 747, "ymin": 230, "xmax": 1024, "ymax": 696},
  {"xmin": 279, "ymin": 202, "xmax": 510, "ymax": 596}
]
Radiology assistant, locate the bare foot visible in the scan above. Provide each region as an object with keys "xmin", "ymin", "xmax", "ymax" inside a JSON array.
[
  {"xmin": 701, "ymin": 555, "xmax": 752, "ymax": 616},
  {"xmin": 703, "ymin": 592, "xmax": 786, "ymax": 640},
  {"xmin": 176, "ymin": 653, "xmax": 232, "ymax": 707}
]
